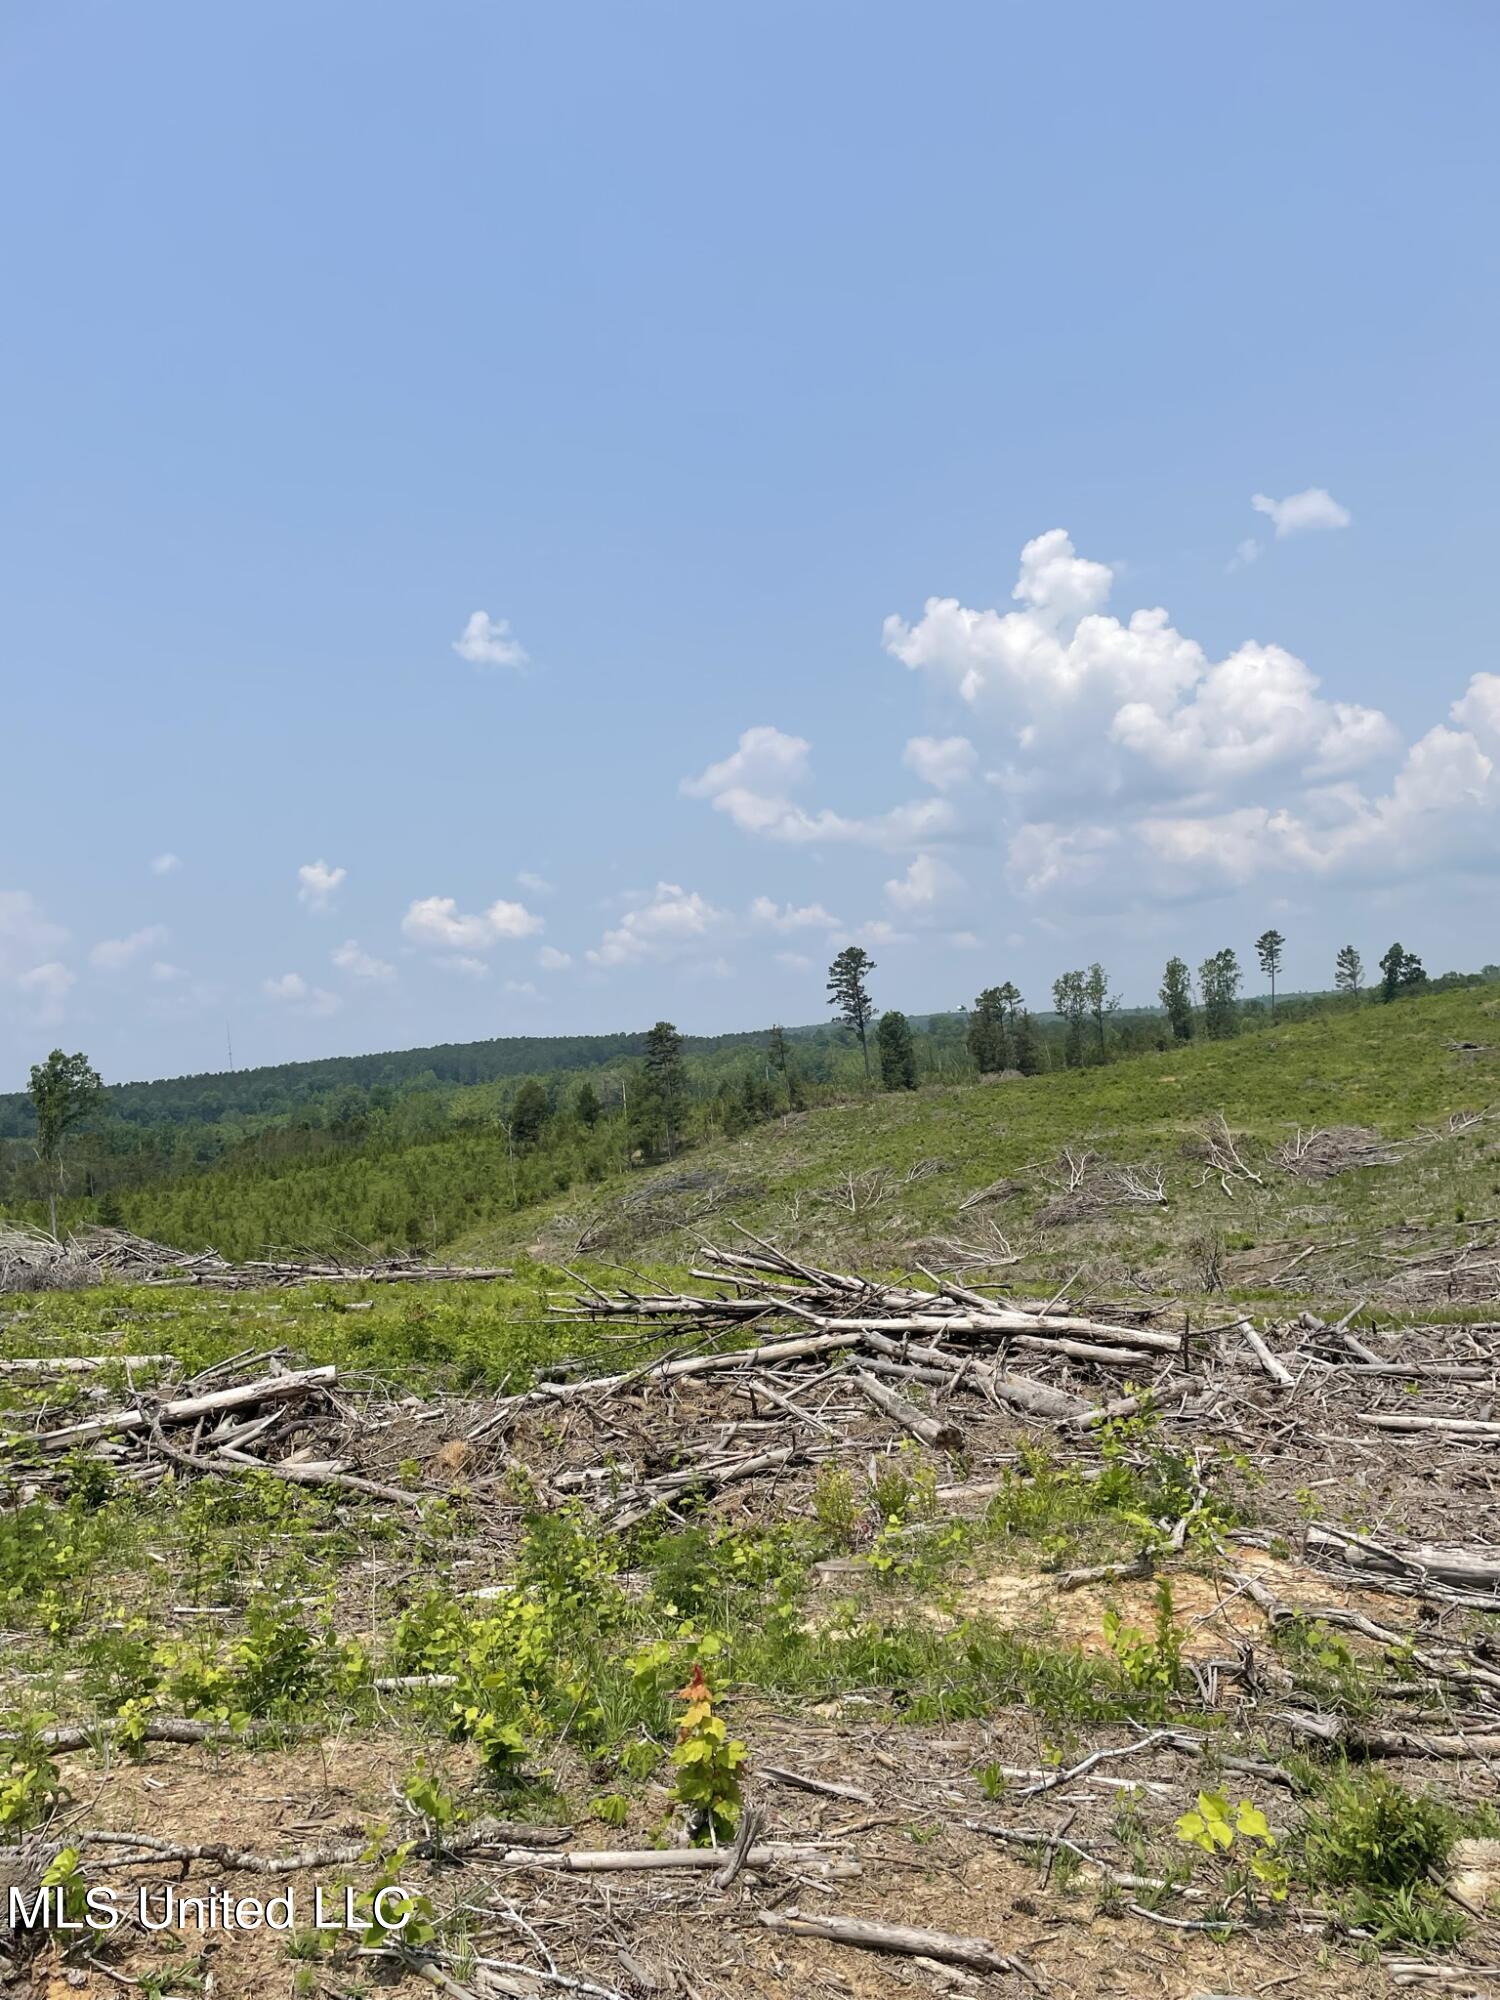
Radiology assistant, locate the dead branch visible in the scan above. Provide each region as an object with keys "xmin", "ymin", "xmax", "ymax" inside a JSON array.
[{"xmin": 758, "ymin": 1908, "xmax": 1035, "ymax": 1982}]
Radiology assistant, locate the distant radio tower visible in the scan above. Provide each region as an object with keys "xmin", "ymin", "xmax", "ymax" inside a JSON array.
[{"xmin": 226, "ymin": 1025, "xmax": 235, "ymax": 1073}]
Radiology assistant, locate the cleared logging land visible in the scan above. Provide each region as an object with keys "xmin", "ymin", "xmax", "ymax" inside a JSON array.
[{"xmin": 5, "ymin": 988, "xmax": 1500, "ymax": 1998}]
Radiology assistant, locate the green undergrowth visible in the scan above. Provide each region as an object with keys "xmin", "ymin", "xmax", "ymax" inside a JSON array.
[{"xmin": 1, "ymin": 1390, "xmax": 1488, "ymax": 1955}]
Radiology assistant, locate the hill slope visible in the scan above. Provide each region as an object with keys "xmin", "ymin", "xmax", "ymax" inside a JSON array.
[
  {"xmin": 451, "ymin": 985, "xmax": 1499, "ymax": 1308},
  {"xmin": 115, "ymin": 988, "xmax": 1499, "ymax": 1309}
]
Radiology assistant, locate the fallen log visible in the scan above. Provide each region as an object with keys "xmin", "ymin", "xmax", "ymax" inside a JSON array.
[
  {"xmin": 0, "ymin": 1354, "xmax": 174, "ymax": 1376},
  {"xmin": 762, "ymin": 1766, "xmax": 875, "ymax": 1805},
  {"xmin": 849, "ymin": 1368, "xmax": 963, "ymax": 1454},
  {"xmin": 502, "ymin": 1843, "xmax": 857, "ymax": 1875},
  {"xmin": 33, "ymin": 1365, "xmax": 336, "ymax": 1450},
  {"xmin": 1237, "ymin": 1319, "xmax": 1295, "ymax": 1388},
  {"xmin": 76, "ymin": 1819, "xmax": 569, "ymax": 1874},
  {"xmin": 150, "ymin": 1424, "xmax": 427, "ymax": 1511},
  {"xmin": 759, "ymin": 1908, "xmax": 1034, "ymax": 1981},
  {"xmin": 1280, "ymin": 1712, "xmax": 1500, "ymax": 1761},
  {"xmin": 1356, "ymin": 1413, "xmax": 1500, "ymax": 1439},
  {"xmin": 1306, "ymin": 1522, "xmax": 1500, "ymax": 1598}
]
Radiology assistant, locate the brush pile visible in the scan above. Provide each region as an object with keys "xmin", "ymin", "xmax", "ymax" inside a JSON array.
[
  {"xmin": 539, "ymin": 1234, "xmax": 1180, "ymax": 1433},
  {"xmin": 0, "ymin": 1223, "xmax": 510, "ymax": 1294}
]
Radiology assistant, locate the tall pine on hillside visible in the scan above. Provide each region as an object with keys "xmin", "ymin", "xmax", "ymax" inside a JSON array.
[{"xmin": 826, "ymin": 947, "xmax": 877, "ymax": 1075}]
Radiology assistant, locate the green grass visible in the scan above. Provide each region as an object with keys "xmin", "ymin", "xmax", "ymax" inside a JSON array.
[{"xmin": 439, "ymin": 986, "xmax": 1500, "ymax": 1299}]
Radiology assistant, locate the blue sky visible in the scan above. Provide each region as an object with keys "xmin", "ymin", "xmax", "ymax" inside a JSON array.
[{"xmin": 3, "ymin": 1, "xmax": 1498, "ymax": 1087}]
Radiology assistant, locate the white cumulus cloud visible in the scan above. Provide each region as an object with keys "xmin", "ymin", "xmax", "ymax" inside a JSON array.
[
  {"xmin": 587, "ymin": 882, "xmax": 722, "ymax": 967},
  {"xmin": 537, "ymin": 945, "xmax": 573, "ymax": 971},
  {"xmin": 884, "ymin": 853, "xmax": 958, "ymax": 912},
  {"xmin": 263, "ymin": 971, "xmax": 340, "ymax": 1015},
  {"xmin": 885, "ymin": 528, "xmax": 1393, "ymax": 822},
  {"xmin": 1250, "ymin": 487, "xmax": 1352, "ymax": 538},
  {"xmin": 1, "ymin": 892, "xmax": 69, "ymax": 982},
  {"xmin": 90, "ymin": 925, "xmax": 169, "ymax": 970},
  {"xmin": 17, "ymin": 961, "xmax": 75, "ymax": 1010},
  {"xmin": 297, "ymin": 860, "xmax": 346, "ymax": 912},
  {"xmin": 684, "ymin": 725, "xmax": 956, "ymax": 850},
  {"xmin": 332, "ymin": 940, "xmax": 395, "ymax": 982},
  {"xmin": 401, "ymin": 895, "xmax": 544, "ymax": 952},
  {"xmin": 903, "ymin": 735, "xmax": 978, "ymax": 791},
  {"xmin": 453, "ymin": 611, "xmax": 528, "ymax": 670},
  {"xmin": 749, "ymin": 895, "xmax": 840, "ymax": 932}
]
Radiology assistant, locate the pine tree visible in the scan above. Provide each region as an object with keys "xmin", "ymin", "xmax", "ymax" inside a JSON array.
[
  {"xmin": 635, "ymin": 1020, "xmax": 686, "ymax": 1157},
  {"xmin": 1255, "ymin": 929, "xmax": 1286, "ymax": 1018},
  {"xmin": 1199, "ymin": 948, "xmax": 1242, "ymax": 1039},
  {"xmin": 1051, "ymin": 970, "xmax": 1088, "ymax": 1067},
  {"xmin": 1084, "ymin": 962, "xmax": 1118, "ymax": 1060},
  {"xmin": 967, "ymin": 987, "xmax": 1010, "ymax": 1073},
  {"xmin": 826, "ymin": 947, "xmax": 877, "ymax": 1076},
  {"xmin": 510, "ymin": 1078, "xmax": 550, "ymax": 1145},
  {"xmin": 28, "ymin": 1048, "xmax": 102, "ymax": 1238},
  {"xmin": 573, "ymin": 1080, "xmax": 602, "ymax": 1128},
  {"xmin": 1159, "ymin": 957, "xmax": 1195, "ymax": 1041},
  {"xmin": 1384, "ymin": 936, "xmax": 1424, "ymax": 1000},
  {"xmin": 767, "ymin": 1023, "xmax": 801, "ymax": 1110},
  {"xmin": 1014, "ymin": 1010, "xmax": 1043, "ymax": 1075},
  {"xmin": 1378, "ymin": 942, "xmax": 1408, "ymax": 1003},
  {"xmin": 1334, "ymin": 945, "xmax": 1364, "ymax": 1001},
  {"xmin": 876, "ymin": 1010, "xmax": 918, "ymax": 1090}
]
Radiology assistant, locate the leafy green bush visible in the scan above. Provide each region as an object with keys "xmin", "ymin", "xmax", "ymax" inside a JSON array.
[{"xmin": 1300, "ymin": 1775, "xmax": 1466, "ymax": 1945}]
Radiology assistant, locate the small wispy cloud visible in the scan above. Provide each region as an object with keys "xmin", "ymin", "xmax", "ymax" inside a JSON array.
[
  {"xmin": 1251, "ymin": 487, "xmax": 1352, "ymax": 538},
  {"xmin": 150, "ymin": 852, "xmax": 181, "ymax": 876},
  {"xmin": 90, "ymin": 924, "xmax": 168, "ymax": 970},
  {"xmin": 402, "ymin": 895, "xmax": 544, "ymax": 952},
  {"xmin": 332, "ymin": 940, "xmax": 395, "ymax": 982},
  {"xmin": 1227, "ymin": 537, "xmax": 1262, "ymax": 573},
  {"xmin": 263, "ymin": 972, "xmax": 341, "ymax": 1016},
  {"xmin": 453, "ymin": 611, "xmax": 528, "ymax": 671},
  {"xmin": 17, "ymin": 961, "xmax": 75, "ymax": 1015},
  {"xmin": 297, "ymin": 860, "xmax": 346, "ymax": 912}
]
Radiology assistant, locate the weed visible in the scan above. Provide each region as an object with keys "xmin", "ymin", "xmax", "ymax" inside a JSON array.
[
  {"xmin": 0, "ymin": 1730, "xmax": 66, "ymax": 1835},
  {"xmin": 402, "ymin": 1762, "xmax": 463, "ymax": 1833},
  {"xmin": 1101, "ymin": 1579, "xmax": 1183, "ymax": 1714},
  {"xmin": 975, "ymin": 1760, "xmax": 1008, "ymax": 1801},
  {"xmin": 670, "ymin": 1664, "xmax": 746, "ymax": 1844},
  {"xmin": 1300, "ymin": 1774, "xmax": 1466, "ymax": 1945},
  {"xmin": 811, "ymin": 1465, "xmax": 861, "ymax": 1550},
  {"xmin": 1271, "ymin": 1615, "xmax": 1380, "ymax": 1717},
  {"xmin": 1176, "ymin": 1791, "xmax": 1289, "ymax": 1905},
  {"xmin": 40, "ymin": 1845, "xmax": 89, "ymax": 1924}
]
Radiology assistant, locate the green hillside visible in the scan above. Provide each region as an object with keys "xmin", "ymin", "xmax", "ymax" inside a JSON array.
[
  {"xmin": 108, "ymin": 988, "xmax": 1500, "ymax": 1309},
  {"xmin": 435, "ymin": 984, "xmax": 1497, "ymax": 1308}
]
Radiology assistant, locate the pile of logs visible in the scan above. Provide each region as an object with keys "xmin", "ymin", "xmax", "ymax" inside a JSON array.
[
  {"xmin": 0, "ymin": 1224, "xmax": 510, "ymax": 1294},
  {"xmin": 539, "ymin": 1234, "xmax": 1181, "ymax": 1435},
  {"xmin": 6, "ymin": 1352, "xmax": 428, "ymax": 1510}
]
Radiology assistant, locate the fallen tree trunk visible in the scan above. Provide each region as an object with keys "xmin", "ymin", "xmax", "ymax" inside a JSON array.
[
  {"xmin": 34, "ymin": 1365, "xmax": 336, "ymax": 1450},
  {"xmin": 1236, "ymin": 1318, "xmax": 1296, "ymax": 1388},
  {"xmin": 759, "ymin": 1908, "xmax": 1034, "ymax": 1981},
  {"xmin": 76, "ymin": 1819, "xmax": 569, "ymax": 1874},
  {"xmin": 849, "ymin": 1368, "xmax": 963, "ymax": 1453},
  {"xmin": 0, "ymin": 1354, "xmax": 173, "ymax": 1376}
]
